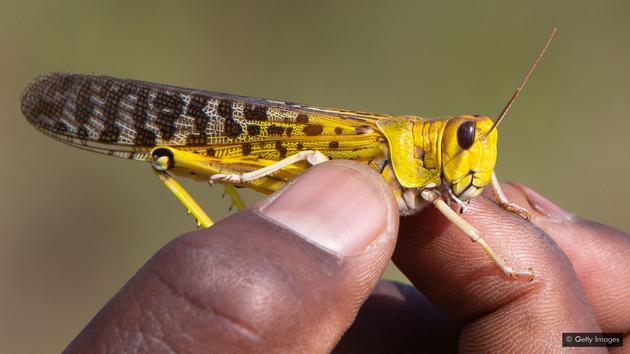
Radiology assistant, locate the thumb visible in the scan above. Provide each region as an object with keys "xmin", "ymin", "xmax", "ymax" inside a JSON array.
[{"xmin": 65, "ymin": 160, "xmax": 399, "ymax": 354}]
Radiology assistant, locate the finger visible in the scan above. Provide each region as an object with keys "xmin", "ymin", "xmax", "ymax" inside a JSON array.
[
  {"xmin": 65, "ymin": 160, "xmax": 399, "ymax": 354},
  {"xmin": 393, "ymin": 191, "xmax": 603, "ymax": 352},
  {"xmin": 333, "ymin": 280, "xmax": 458, "ymax": 354},
  {"xmin": 495, "ymin": 183, "xmax": 630, "ymax": 334}
]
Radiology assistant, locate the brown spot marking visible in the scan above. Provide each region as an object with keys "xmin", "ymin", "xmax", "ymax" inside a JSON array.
[
  {"xmin": 334, "ymin": 127, "xmax": 343, "ymax": 135},
  {"xmin": 38, "ymin": 77, "xmax": 69, "ymax": 125},
  {"xmin": 186, "ymin": 135, "xmax": 207, "ymax": 145},
  {"xmin": 286, "ymin": 127, "xmax": 293, "ymax": 136},
  {"xmin": 206, "ymin": 148, "xmax": 216, "ymax": 157},
  {"xmin": 188, "ymin": 95, "xmax": 208, "ymax": 119},
  {"xmin": 187, "ymin": 95, "xmax": 209, "ymax": 142},
  {"xmin": 153, "ymin": 90, "xmax": 184, "ymax": 140},
  {"xmin": 217, "ymin": 100, "xmax": 232, "ymax": 118},
  {"xmin": 132, "ymin": 87, "xmax": 152, "ymax": 145},
  {"xmin": 100, "ymin": 83, "xmax": 131, "ymax": 143},
  {"xmin": 99, "ymin": 125, "xmax": 120, "ymax": 143},
  {"xmin": 135, "ymin": 128, "xmax": 157, "ymax": 146},
  {"xmin": 75, "ymin": 79, "xmax": 95, "ymax": 124},
  {"xmin": 224, "ymin": 118, "xmax": 242, "ymax": 138},
  {"xmin": 296, "ymin": 113, "xmax": 309, "ymax": 124},
  {"xmin": 104, "ymin": 84, "xmax": 133, "ymax": 124},
  {"xmin": 328, "ymin": 141, "xmax": 339, "ymax": 149},
  {"xmin": 53, "ymin": 121, "xmax": 68, "ymax": 133},
  {"xmin": 303, "ymin": 124, "xmax": 323, "ymax": 136},
  {"xmin": 77, "ymin": 126, "xmax": 89, "ymax": 140},
  {"xmin": 296, "ymin": 143, "xmax": 304, "ymax": 150},
  {"xmin": 267, "ymin": 125, "xmax": 285, "ymax": 136},
  {"xmin": 274, "ymin": 141, "xmax": 287, "ymax": 158},
  {"xmin": 244, "ymin": 104, "xmax": 268, "ymax": 121},
  {"xmin": 242, "ymin": 143, "xmax": 252, "ymax": 156},
  {"xmin": 41, "ymin": 75, "xmax": 70, "ymax": 119},
  {"xmin": 247, "ymin": 124, "xmax": 261, "ymax": 136}
]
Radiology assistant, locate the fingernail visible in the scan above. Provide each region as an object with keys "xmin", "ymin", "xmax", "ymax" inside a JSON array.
[
  {"xmin": 259, "ymin": 163, "xmax": 390, "ymax": 256},
  {"xmin": 519, "ymin": 184, "xmax": 574, "ymax": 221}
]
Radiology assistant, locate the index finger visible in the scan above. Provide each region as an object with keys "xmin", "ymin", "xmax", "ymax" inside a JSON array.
[
  {"xmin": 392, "ymin": 190, "xmax": 604, "ymax": 352},
  {"xmin": 500, "ymin": 183, "xmax": 630, "ymax": 334}
]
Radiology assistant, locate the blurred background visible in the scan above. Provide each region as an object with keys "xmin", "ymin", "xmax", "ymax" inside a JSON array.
[{"xmin": 1, "ymin": 0, "xmax": 629, "ymax": 352}]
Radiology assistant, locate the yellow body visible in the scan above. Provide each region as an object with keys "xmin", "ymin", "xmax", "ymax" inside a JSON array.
[
  {"xmin": 22, "ymin": 30, "xmax": 555, "ymax": 280},
  {"xmin": 20, "ymin": 72, "xmax": 537, "ymax": 279},
  {"xmin": 151, "ymin": 114, "xmax": 498, "ymax": 216},
  {"xmin": 20, "ymin": 73, "xmax": 500, "ymax": 217}
]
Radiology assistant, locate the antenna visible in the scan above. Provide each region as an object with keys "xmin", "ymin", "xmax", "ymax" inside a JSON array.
[{"xmin": 488, "ymin": 28, "xmax": 557, "ymax": 134}]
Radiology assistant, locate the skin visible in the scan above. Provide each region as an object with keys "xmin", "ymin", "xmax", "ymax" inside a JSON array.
[{"xmin": 64, "ymin": 161, "xmax": 629, "ymax": 353}]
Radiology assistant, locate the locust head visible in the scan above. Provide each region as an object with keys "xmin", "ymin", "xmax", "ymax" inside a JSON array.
[{"xmin": 441, "ymin": 115, "xmax": 497, "ymax": 201}]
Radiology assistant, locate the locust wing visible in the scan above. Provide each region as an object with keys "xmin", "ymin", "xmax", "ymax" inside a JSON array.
[{"xmin": 21, "ymin": 72, "xmax": 388, "ymax": 162}]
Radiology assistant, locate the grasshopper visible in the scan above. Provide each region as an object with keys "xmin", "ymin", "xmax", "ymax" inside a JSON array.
[{"xmin": 20, "ymin": 29, "xmax": 556, "ymax": 280}]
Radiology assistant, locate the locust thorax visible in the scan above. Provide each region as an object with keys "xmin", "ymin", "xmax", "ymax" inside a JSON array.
[{"xmin": 441, "ymin": 115, "xmax": 497, "ymax": 201}]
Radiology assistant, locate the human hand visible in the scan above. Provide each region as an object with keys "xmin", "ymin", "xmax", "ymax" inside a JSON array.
[
  {"xmin": 64, "ymin": 161, "xmax": 629, "ymax": 353},
  {"xmin": 338, "ymin": 180, "xmax": 629, "ymax": 353}
]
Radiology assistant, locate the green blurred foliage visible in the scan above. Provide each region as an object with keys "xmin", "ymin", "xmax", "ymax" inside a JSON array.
[{"xmin": 1, "ymin": 1, "xmax": 628, "ymax": 352}]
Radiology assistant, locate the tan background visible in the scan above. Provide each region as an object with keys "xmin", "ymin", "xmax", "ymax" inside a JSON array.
[{"xmin": 1, "ymin": 1, "xmax": 629, "ymax": 352}]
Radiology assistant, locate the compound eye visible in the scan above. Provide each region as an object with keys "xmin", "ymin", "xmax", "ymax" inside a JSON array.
[{"xmin": 457, "ymin": 121, "xmax": 475, "ymax": 150}]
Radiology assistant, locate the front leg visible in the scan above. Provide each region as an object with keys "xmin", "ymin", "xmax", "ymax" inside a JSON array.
[
  {"xmin": 421, "ymin": 189, "xmax": 534, "ymax": 281},
  {"xmin": 490, "ymin": 172, "xmax": 531, "ymax": 220}
]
